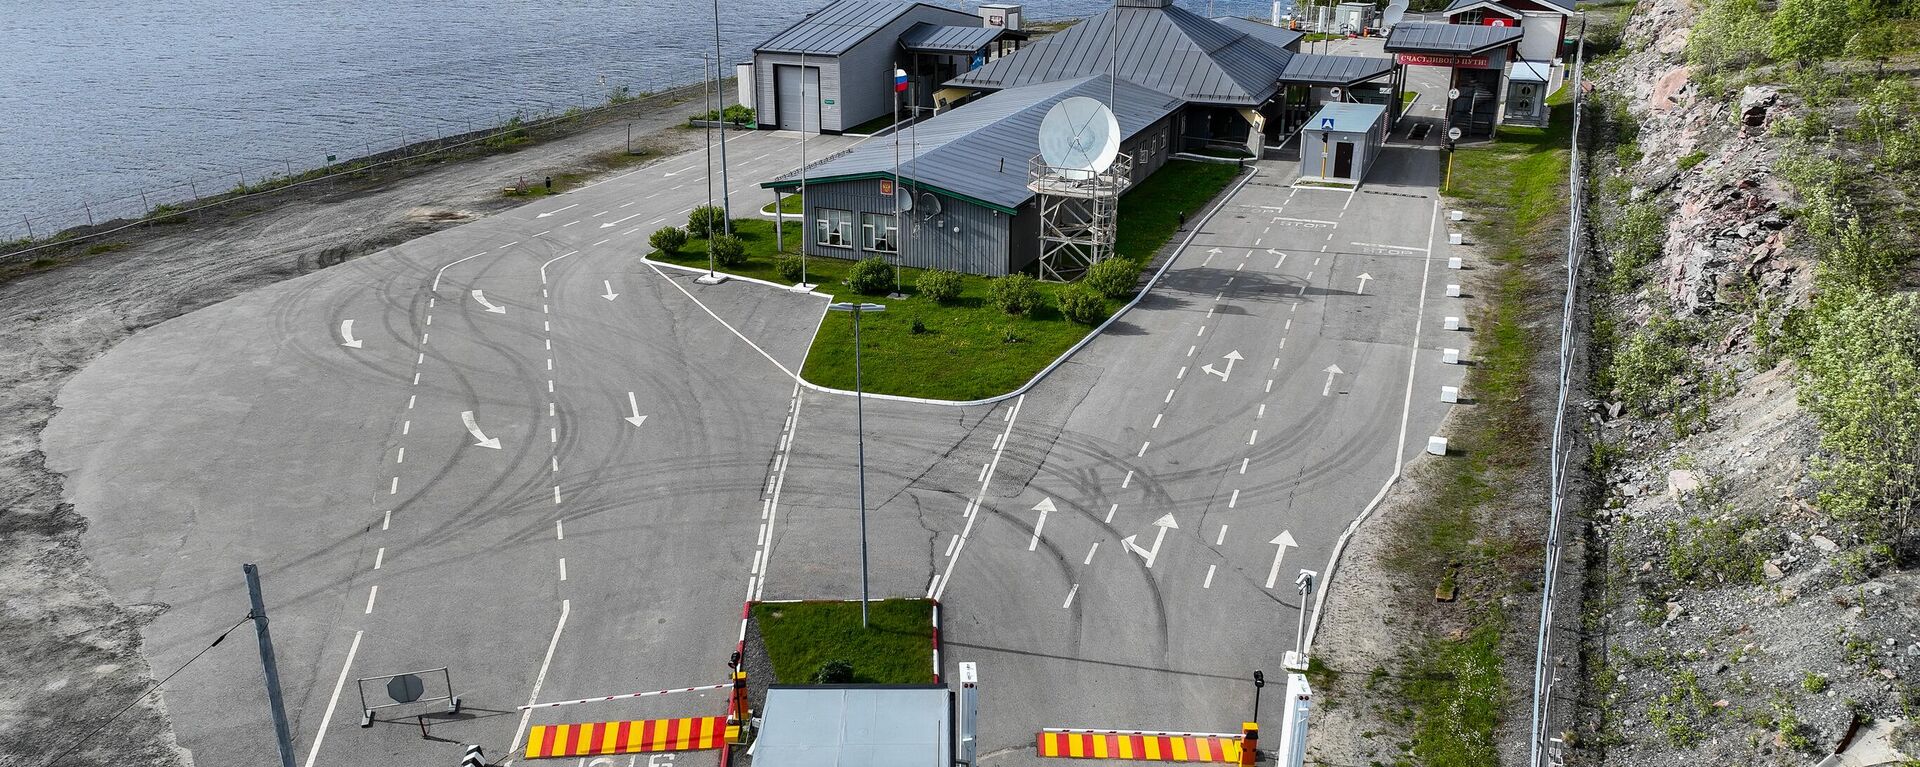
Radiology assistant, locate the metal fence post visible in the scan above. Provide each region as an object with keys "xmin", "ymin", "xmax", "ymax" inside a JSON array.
[
  {"xmin": 83, "ymin": 202, "xmax": 93, "ymax": 226},
  {"xmin": 23, "ymin": 216, "xmax": 33, "ymax": 240}
]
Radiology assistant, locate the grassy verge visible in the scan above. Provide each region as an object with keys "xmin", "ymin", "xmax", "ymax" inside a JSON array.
[
  {"xmin": 759, "ymin": 193, "xmax": 802, "ymax": 215},
  {"xmin": 1373, "ymin": 88, "xmax": 1575, "ymax": 766},
  {"xmin": 844, "ymin": 113, "xmax": 900, "ymax": 135},
  {"xmin": 751, "ymin": 599, "xmax": 934, "ymax": 684},
  {"xmin": 648, "ymin": 161, "xmax": 1242, "ymax": 400}
]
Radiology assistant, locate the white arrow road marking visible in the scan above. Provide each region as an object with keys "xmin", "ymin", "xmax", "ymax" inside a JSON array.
[
  {"xmin": 602, "ymin": 280, "xmax": 619, "ymax": 301},
  {"xmin": 624, "ymin": 392, "xmax": 647, "ymax": 428},
  {"xmin": 338, "ymin": 320, "xmax": 362, "ymax": 348},
  {"xmin": 1264, "ymin": 530, "xmax": 1299, "ymax": 588},
  {"xmin": 471, "ymin": 290, "xmax": 507, "ymax": 314},
  {"xmin": 1120, "ymin": 513, "xmax": 1178, "ymax": 568},
  {"xmin": 461, "ymin": 410, "xmax": 502, "ymax": 449},
  {"xmin": 535, "ymin": 203, "xmax": 578, "ymax": 218},
  {"xmin": 1200, "ymin": 350, "xmax": 1244, "ymax": 381},
  {"xmin": 600, "ymin": 211, "xmax": 646, "ymax": 229},
  {"xmin": 1354, "ymin": 272, "xmax": 1374, "ymax": 295},
  {"xmin": 1027, "ymin": 497, "xmax": 1055, "ymax": 552},
  {"xmin": 1322, "ymin": 364, "xmax": 1345, "ymax": 397}
]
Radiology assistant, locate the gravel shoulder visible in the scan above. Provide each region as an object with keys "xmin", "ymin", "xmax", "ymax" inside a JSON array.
[{"xmin": 0, "ymin": 84, "xmax": 714, "ymax": 767}]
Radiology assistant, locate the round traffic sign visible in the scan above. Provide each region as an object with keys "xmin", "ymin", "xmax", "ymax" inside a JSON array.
[
  {"xmin": 1447, "ymin": 127, "xmax": 1463, "ymax": 141},
  {"xmin": 1448, "ymin": 88, "xmax": 1461, "ymax": 100}
]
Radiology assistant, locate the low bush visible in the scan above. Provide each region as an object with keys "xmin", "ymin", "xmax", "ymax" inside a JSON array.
[
  {"xmin": 1057, "ymin": 283, "xmax": 1108, "ymax": 325},
  {"xmin": 649, "ymin": 225, "xmax": 688, "ymax": 254},
  {"xmin": 710, "ymin": 234, "xmax": 747, "ymax": 267},
  {"xmin": 915, "ymin": 269, "xmax": 962, "ymax": 303},
  {"xmin": 814, "ymin": 659, "xmax": 854, "ymax": 684},
  {"xmin": 1083, "ymin": 258, "xmax": 1139, "ymax": 299},
  {"xmin": 776, "ymin": 255, "xmax": 805, "ymax": 284},
  {"xmin": 989, "ymin": 273, "xmax": 1040, "ymax": 315},
  {"xmin": 848, "ymin": 256, "xmax": 893, "ymax": 294},
  {"xmin": 688, "ymin": 205, "xmax": 727, "ymax": 238}
]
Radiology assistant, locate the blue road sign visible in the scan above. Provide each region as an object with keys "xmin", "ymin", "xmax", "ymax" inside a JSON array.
[{"xmin": 1320, "ymin": 117, "xmax": 1336, "ymax": 131}]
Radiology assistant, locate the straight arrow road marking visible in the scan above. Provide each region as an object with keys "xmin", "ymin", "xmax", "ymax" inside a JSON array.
[
  {"xmin": 1200, "ymin": 350, "xmax": 1244, "ymax": 381},
  {"xmin": 471, "ymin": 290, "xmax": 507, "ymax": 314},
  {"xmin": 1354, "ymin": 272, "xmax": 1373, "ymax": 295},
  {"xmin": 1120, "ymin": 513, "xmax": 1178, "ymax": 568},
  {"xmin": 461, "ymin": 410, "xmax": 502, "ymax": 449},
  {"xmin": 535, "ymin": 203, "xmax": 578, "ymax": 218},
  {"xmin": 1027, "ymin": 497, "xmax": 1054, "ymax": 551},
  {"xmin": 1322, "ymin": 364, "xmax": 1345, "ymax": 397},
  {"xmin": 602, "ymin": 280, "xmax": 619, "ymax": 301},
  {"xmin": 338, "ymin": 319, "xmax": 362, "ymax": 348},
  {"xmin": 624, "ymin": 392, "xmax": 647, "ymax": 428},
  {"xmin": 1264, "ymin": 530, "xmax": 1298, "ymax": 589}
]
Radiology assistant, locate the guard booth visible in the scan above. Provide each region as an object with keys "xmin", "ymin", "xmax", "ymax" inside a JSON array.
[{"xmin": 1299, "ymin": 102, "xmax": 1387, "ymax": 186}]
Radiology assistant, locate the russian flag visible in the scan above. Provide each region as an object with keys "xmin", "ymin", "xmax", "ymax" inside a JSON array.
[{"xmin": 894, "ymin": 68, "xmax": 909, "ymax": 92}]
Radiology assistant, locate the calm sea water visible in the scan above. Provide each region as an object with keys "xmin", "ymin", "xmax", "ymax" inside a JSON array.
[{"xmin": 0, "ymin": 0, "xmax": 1287, "ymax": 236}]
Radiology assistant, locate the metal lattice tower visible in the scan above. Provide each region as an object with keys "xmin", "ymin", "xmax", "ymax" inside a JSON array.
[{"xmin": 1028, "ymin": 151, "xmax": 1131, "ymax": 282}]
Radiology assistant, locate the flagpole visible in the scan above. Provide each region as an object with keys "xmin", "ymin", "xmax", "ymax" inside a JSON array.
[{"xmin": 800, "ymin": 51, "xmax": 810, "ymax": 286}]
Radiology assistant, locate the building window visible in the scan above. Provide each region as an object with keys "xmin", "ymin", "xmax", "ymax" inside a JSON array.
[
  {"xmin": 815, "ymin": 208, "xmax": 853, "ymax": 248},
  {"xmin": 861, "ymin": 213, "xmax": 898, "ymax": 253}
]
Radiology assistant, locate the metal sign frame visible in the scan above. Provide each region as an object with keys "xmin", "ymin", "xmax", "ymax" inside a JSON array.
[{"xmin": 356, "ymin": 667, "xmax": 460, "ymax": 726}]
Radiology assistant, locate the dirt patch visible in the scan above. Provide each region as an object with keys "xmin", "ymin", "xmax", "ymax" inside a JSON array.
[{"xmin": 0, "ymin": 83, "xmax": 712, "ymax": 767}]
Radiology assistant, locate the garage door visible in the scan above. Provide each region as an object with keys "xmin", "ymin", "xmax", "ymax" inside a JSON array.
[{"xmin": 774, "ymin": 64, "xmax": 820, "ymax": 133}]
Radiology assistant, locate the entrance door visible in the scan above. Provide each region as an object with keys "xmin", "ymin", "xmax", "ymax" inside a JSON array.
[
  {"xmin": 774, "ymin": 64, "xmax": 820, "ymax": 132},
  {"xmin": 1334, "ymin": 141, "xmax": 1355, "ymax": 179}
]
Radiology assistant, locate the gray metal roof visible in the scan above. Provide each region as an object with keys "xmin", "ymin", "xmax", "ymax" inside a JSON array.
[
  {"xmin": 1443, "ymin": 0, "xmax": 1576, "ymax": 15},
  {"xmin": 1383, "ymin": 21, "xmax": 1524, "ymax": 54},
  {"xmin": 1307, "ymin": 101, "xmax": 1387, "ymax": 133},
  {"xmin": 1212, "ymin": 16, "xmax": 1306, "ymax": 51},
  {"xmin": 944, "ymin": 4, "xmax": 1297, "ymax": 106},
  {"xmin": 758, "ymin": 0, "xmax": 927, "ymax": 55},
  {"xmin": 764, "ymin": 74, "xmax": 1185, "ymax": 212},
  {"xmin": 1279, "ymin": 53, "xmax": 1395, "ymax": 86},
  {"xmin": 901, "ymin": 22, "xmax": 1002, "ymax": 53},
  {"xmin": 754, "ymin": 686, "xmax": 950, "ymax": 767}
]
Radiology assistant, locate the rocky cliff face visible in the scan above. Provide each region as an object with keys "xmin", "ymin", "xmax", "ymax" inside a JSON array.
[{"xmin": 1576, "ymin": 0, "xmax": 1920, "ymax": 763}]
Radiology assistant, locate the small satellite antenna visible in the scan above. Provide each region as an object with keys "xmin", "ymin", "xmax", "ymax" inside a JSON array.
[
  {"xmin": 918, "ymin": 191, "xmax": 942, "ymax": 220},
  {"xmin": 1038, "ymin": 96, "xmax": 1120, "ymax": 180},
  {"xmin": 1381, "ymin": 0, "xmax": 1409, "ymax": 31}
]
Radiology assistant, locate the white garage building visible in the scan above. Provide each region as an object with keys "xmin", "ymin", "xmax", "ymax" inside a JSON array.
[{"xmin": 751, "ymin": 0, "xmax": 1006, "ymax": 133}]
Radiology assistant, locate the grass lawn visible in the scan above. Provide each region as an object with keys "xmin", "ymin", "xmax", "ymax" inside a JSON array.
[
  {"xmin": 759, "ymin": 193, "xmax": 802, "ymax": 215},
  {"xmin": 1402, "ymin": 90, "xmax": 1419, "ymax": 107},
  {"xmin": 646, "ymin": 160, "xmax": 1243, "ymax": 400},
  {"xmin": 844, "ymin": 113, "xmax": 901, "ymax": 135},
  {"xmin": 752, "ymin": 599, "xmax": 934, "ymax": 684},
  {"xmin": 1374, "ymin": 86, "xmax": 1574, "ymax": 767}
]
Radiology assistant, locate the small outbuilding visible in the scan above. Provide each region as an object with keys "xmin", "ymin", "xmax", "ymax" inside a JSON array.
[
  {"xmin": 752, "ymin": 685, "xmax": 951, "ymax": 767},
  {"xmin": 1298, "ymin": 101, "xmax": 1387, "ymax": 185},
  {"xmin": 751, "ymin": 0, "xmax": 993, "ymax": 133}
]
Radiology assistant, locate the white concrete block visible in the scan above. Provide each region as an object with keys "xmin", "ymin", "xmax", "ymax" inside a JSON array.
[
  {"xmin": 1448, "ymin": 232, "xmax": 1463, "ymax": 245},
  {"xmin": 1441, "ymin": 385, "xmax": 1460, "ymax": 403},
  {"xmin": 1445, "ymin": 284, "xmax": 1462, "ymax": 297},
  {"xmin": 1450, "ymin": 209, "xmax": 1465, "ymax": 221},
  {"xmin": 1442, "ymin": 347, "xmax": 1460, "ymax": 364},
  {"xmin": 1427, "ymin": 435, "xmax": 1448, "ymax": 455},
  {"xmin": 1443, "ymin": 316, "xmax": 1461, "ymax": 330},
  {"xmin": 1447, "ymin": 256, "xmax": 1463, "ymax": 269}
]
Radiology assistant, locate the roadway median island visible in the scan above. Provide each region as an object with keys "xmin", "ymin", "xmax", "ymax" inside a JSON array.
[
  {"xmin": 738, "ymin": 598, "xmax": 939, "ymax": 725},
  {"xmin": 648, "ymin": 160, "xmax": 1244, "ymax": 401}
]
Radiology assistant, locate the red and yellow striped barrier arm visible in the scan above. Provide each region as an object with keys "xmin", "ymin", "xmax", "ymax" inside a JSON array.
[
  {"xmin": 525, "ymin": 716, "xmax": 735, "ymax": 759},
  {"xmin": 1036, "ymin": 731, "xmax": 1243, "ymax": 762}
]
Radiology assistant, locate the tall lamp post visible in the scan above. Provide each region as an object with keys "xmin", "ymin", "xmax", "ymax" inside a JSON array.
[
  {"xmin": 712, "ymin": 0, "xmax": 733, "ymax": 233},
  {"xmin": 827, "ymin": 301, "xmax": 885, "ymax": 627}
]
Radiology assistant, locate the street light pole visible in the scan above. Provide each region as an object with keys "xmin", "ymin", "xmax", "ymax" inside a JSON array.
[
  {"xmin": 827, "ymin": 302, "xmax": 886, "ymax": 627},
  {"xmin": 700, "ymin": 54, "xmax": 716, "ymax": 280},
  {"xmin": 713, "ymin": 0, "xmax": 733, "ymax": 233},
  {"xmin": 244, "ymin": 564, "xmax": 297, "ymax": 767}
]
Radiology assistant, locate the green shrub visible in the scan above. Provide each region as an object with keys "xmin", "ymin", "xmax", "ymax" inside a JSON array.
[
  {"xmin": 688, "ymin": 205, "xmax": 727, "ymax": 238},
  {"xmin": 710, "ymin": 234, "xmax": 747, "ymax": 267},
  {"xmin": 1083, "ymin": 258, "xmax": 1139, "ymax": 299},
  {"xmin": 814, "ymin": 659, "xmax": 854, "ymax": 684},
  {"xmin": 1677, "ymin": 151, "xmax": 1708, "ymax": 171},
  {"xmin": 1802, "ymin": 672, "xmax": 1830, "ymax": 693},
  {"xmin": 1686, "ymin": 0, "xmax": 1769, "ymax": 79},
  {"xmin": 1607, "ymin": 315, "xmax": 1693, "ymax": 415},
  {"xmin": 649, "ymin": 225, "xmax": 688, "ymax": 254},
  {"xmin": 1796, "ymin": 292, "xmax": 1920, "ymax": 542},
  {"xmin": 776, "ymin": 255, "xmax": 805, "ymax": 283},
  {"xmin": 915, "ymin": 270, "xmax": 962, "ymax": 303},
  {"xmin": 989, "ymin": 273, "xmax": 1040, "ymax": 315},
  {"xmin": 1606, "ymin": 201, "xmax": 1667, "ymax": 292},
  {"xmin": 1660, "ymin": 515, "xmax": 1765, "ymax": 586},
  {"xmin": 723, "ymin": 104, "xmax": 754, "ymax": 126},
  {"xmin": 1057, "ymin": 283, "xmax": 1108, "ymax": 324},
  {"xmin": 848, "ymin": 256, "xmax": 894, "ymax": 294},
  {"xmin": 1770, "ymin": 0, "xmax": 1876, "ymax": 62}
]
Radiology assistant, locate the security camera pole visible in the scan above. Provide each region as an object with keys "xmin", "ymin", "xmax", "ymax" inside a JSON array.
[{"xmin": 827, "ymin": 301, "xmax": 886, "ymax": 626}]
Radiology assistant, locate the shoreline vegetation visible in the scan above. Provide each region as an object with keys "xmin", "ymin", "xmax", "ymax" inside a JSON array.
[{"xmin": 0, "ymin": 77, "xmax": 733, "ymax": 271}]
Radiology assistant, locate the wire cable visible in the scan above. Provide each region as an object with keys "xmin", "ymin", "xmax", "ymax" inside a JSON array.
[{"xmin": 41, "ymin": 615, "xmax": 252, "ymax": 767}]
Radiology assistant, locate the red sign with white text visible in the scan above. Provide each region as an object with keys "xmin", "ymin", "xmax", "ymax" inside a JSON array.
[{"xmin": 1395, "ymin": 52, "xmax": 1494, "ymax": 69}]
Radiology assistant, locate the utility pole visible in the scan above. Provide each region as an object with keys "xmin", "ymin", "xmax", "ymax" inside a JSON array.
[
  {"xmin": 244, "ymin": 564, "xmax": 297, "ymax": 767},
  {"xmin": 713, "ymin": 0, "xmax": 733, "ymax": 233}
]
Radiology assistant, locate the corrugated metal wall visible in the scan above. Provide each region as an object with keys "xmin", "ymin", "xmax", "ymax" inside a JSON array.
[{"xmin": 800, "ymin": 178, "xmax": 1014, "ymax": 276}]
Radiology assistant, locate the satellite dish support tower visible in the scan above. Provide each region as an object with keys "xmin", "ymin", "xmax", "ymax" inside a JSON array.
[{"xmin": 1029, "ymin": 95, "xmax": 1130, "ymax": 282}]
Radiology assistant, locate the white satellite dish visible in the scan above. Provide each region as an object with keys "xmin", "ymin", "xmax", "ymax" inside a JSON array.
[
  {"xmin": 1038, "ymin": 96, "xmax": 1120, "ymax": 178},
  {"xmin": 1380, "ymin": 0, "xmax": 1408, "ymax": 30}
]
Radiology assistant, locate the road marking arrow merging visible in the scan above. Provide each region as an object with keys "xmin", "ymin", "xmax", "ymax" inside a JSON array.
[
  {"xmin": 1027, "ymin": 497, "xmax": 1055, "ymax": 552},
  {"xmin": 602, "ymin": 280, "xmax": 619, "ymax": 301},
  {"xmin": 1200, "ymin": 350, "xmax": 1244, "ymax": 381},
  {"xmin": 624, "ymin": 392, "xmax": 647, "ymax": 428},
  {"xmin": 471, "ymin": 290, "xmax": 507, "ymax": 314},
  {"xmin": 1120, "ymin": 513, "xmax": 1178, "ymax": 568},
  {"xmin": 461, "ymin": 411, "xmax": 502, "ymax": 449},
  {"xmin": 339, "ymin": 319, "xmax": 362, "ymax": 349},
  {"xmin": 1264, "ymin": 530, "xmax": 1298, "ymax": 589},
  {"xmin": 1322, "ymin": 364, "xmax": 1345, "ymax": 397}
]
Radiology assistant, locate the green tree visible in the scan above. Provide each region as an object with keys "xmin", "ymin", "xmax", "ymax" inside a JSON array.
[
  {"xmin": 1797, "ymin": 292, "xmax": 1920, "ymax": 547},
  {"xmin": 1771, "ymin": 0, "xmax": 1877, "ymax": 62}
]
